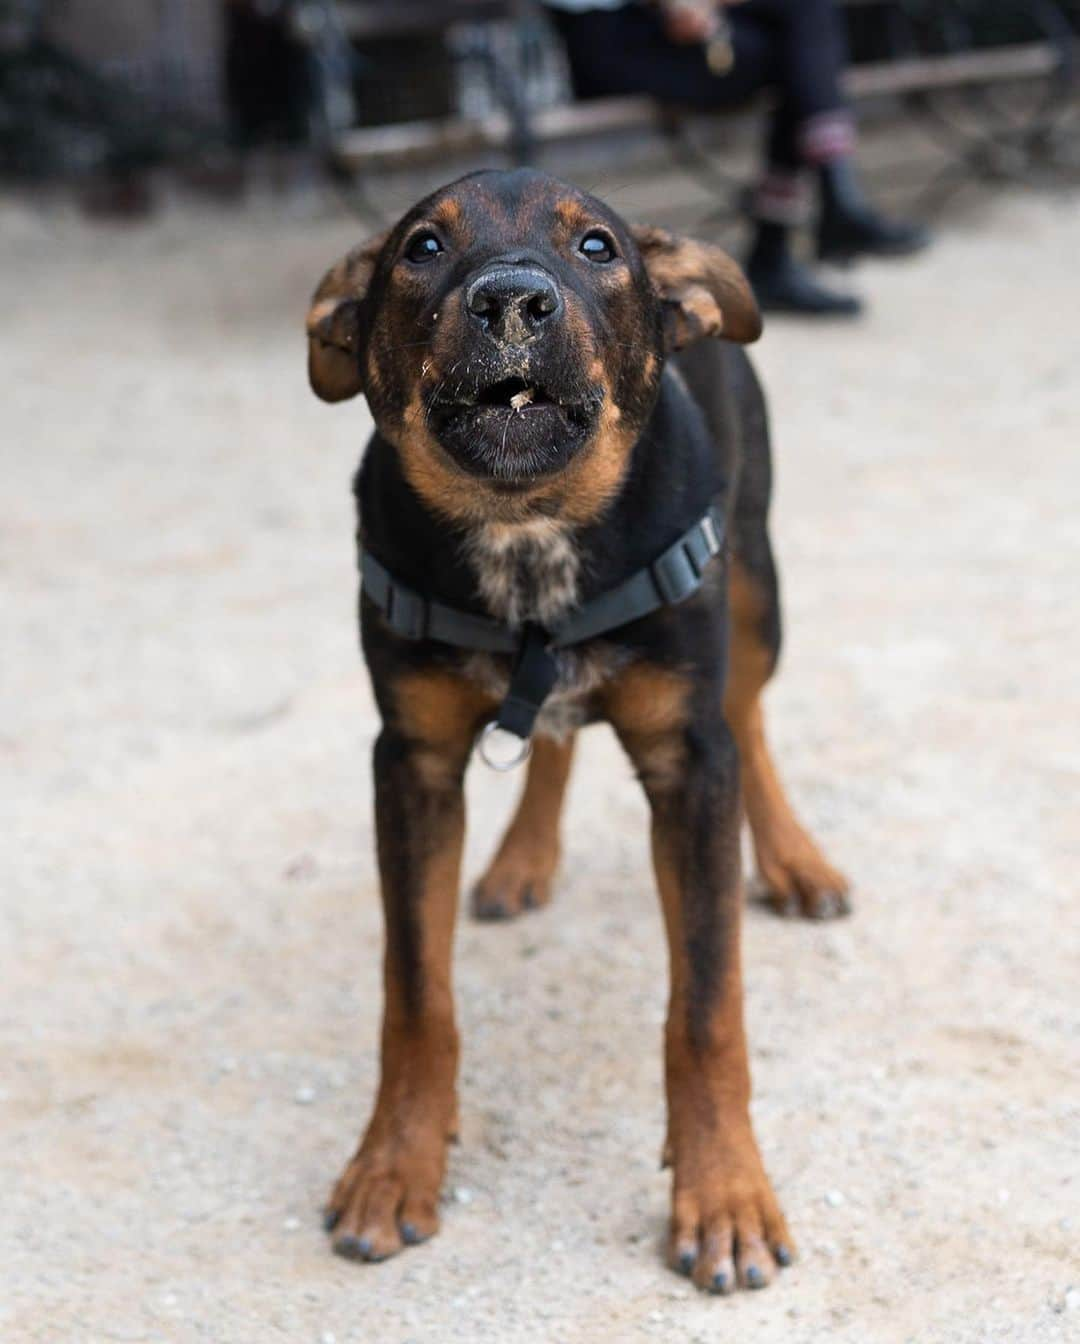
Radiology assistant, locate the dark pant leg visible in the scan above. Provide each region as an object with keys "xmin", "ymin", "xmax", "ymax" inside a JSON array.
[
  {"xmin": 739, "ymin": 0, "xmax": 850, "ymax": 121},
  {"xmin": 732, "ymin": 0, "xmax": 851, "ymax": 169}
]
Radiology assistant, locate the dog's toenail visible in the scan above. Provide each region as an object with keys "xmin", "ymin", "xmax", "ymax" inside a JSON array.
[
  {"xmin": 677, "ymin": 1248, "xmax": 696, "ymax": 1275},
  {"xmin": 333, "ymin": 1234, "xmax": 366, "ymax": 1261},
  {"xmin": 323, "ymin": 1209, "xmax": 340, "ymax": 1232},
  {"xmin": 775, "ymin": 1244, "xmax": 793, "ymax": 1267},
  {"xmin": 745, "ymin": 1265, "xmax": 765, "ymax": 1289},
  {"xmin": 400, "ymin": 1222, "xmax": 422, "ymax": 1245},
  {"xmin": 814, "ymin": 892, "xmax": 848, "ymax": 920},
  {"xmin": 710, "ymin": 1271, "xmax": 730, "ymax": 1294}
]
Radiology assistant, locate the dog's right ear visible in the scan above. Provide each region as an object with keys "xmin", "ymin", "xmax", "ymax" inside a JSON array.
[{"xmin": 306, "ymin": 232, "xmax": 388, "ymax": 403}]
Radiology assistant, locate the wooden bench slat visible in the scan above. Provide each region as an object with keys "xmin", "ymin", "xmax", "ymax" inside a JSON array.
[
  {"xmin": 333, "ymin": 42, "xmax": 1064, "ymax": 170},
  {"xmin": 846, "ymin": 42, "xmax": 1060, "ymax": 98},
  {"xmin": 333, "ymin": 96, "xmax": 657, "ymax": 166},
  {"xmin": 336, "ymin": 0, "xmax": 514, "ymax": 39}
]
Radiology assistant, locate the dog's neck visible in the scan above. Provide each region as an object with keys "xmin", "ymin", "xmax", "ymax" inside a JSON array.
[{"xmin": 357, "ymin": 364, "xmax": 723, "ymax": 627}]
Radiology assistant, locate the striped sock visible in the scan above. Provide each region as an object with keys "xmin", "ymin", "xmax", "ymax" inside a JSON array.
[{"xmin": 799, "ymin": 110, "xmax": 857, "ymax": 164}]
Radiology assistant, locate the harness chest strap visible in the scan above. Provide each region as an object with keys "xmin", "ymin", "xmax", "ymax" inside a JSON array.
[{"xmin": 360, "ymin": 504, "xmax": 725, "ymax": 753}]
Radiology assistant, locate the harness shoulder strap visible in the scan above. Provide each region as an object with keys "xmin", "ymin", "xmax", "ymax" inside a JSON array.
[
  {"xmin": 360, "ymin": 551, "xmax": 519, "ymax": 653},
  {"xmin": 549, "ymin": 505, "xmax": 725, "ymax": 647},
  {"xmin": 361, "ymin": 505, "xmax": 725, "ymax": 654}
]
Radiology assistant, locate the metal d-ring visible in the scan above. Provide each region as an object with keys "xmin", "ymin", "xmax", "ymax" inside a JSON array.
[{"xmin": 476, "ymin": 720, "xmax": 532, "ymax": 772}]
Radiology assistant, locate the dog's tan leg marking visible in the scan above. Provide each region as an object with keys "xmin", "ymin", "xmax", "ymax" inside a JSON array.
[
  {"xmin": 606, "ymin": 662, "xmax": 793, "ymax": 1293},
  {"xmin": 472, "ymin": 733, "xmax": 576, "ymax": 920},
  {"xmin": 326, "ymin": 670, "xmax": 494, "ymax": 1262},
  {"xmin": 725, "ymin": 559, "xmax": 850, "ymax": 919}
]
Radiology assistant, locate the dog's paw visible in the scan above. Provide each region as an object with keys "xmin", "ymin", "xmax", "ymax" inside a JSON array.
[
  {"xmin": 753, "ymin": 831, "xmax": 851, "ymax": 921},
  {"xmin": 471, "ymin": 847, "xmax": 557, "ymax": 921},
  {"xmin": 668, "ymin": 1146, "xmax": 794, "ymax": 1294},
  {"xmin": 324, "ymin": 1131, "xmax": 445, "ymax": 1263}
]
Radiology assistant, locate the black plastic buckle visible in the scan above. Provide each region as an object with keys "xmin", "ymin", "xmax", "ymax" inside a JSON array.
[
  {"xmin": 652, "ymin": 511, "xmax": 724, "ymax": 606},
  {"xmin": 385, "ymin": 583, "xmax": 427, "ymax": 640},
  {"xmin": 652, "ymin": 543, "xmax": 702, "ymax": 605}
]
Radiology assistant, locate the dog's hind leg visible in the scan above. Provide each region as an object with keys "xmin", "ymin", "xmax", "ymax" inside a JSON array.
[
  {"xmin": 683, "ymin": 341, "xmax": 847, "ymax": 917},
  {"xmin": 472, "ymin": 733, "xmax": 576, "ymax": 921},
  {"xmin": 725, "ymin": 545, "xmax": 850, "ymax": 921}
]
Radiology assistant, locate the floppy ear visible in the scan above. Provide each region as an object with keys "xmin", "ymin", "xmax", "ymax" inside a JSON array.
[
  {"xmin": 633, "ymin": 226, "xmax": 762, "ymax": 351},
  {"xmin": 305, "ymin": 231, "xmax": 388, "ymax": 403}
]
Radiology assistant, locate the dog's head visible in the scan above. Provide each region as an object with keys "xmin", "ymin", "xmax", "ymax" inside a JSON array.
[{"xmin": 307, "ymin": 169, "xmax": 760, "ymax": 523}]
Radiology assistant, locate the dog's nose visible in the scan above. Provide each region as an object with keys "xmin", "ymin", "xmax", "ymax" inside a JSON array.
[{"xmin": 465, "ymin": 265, "xmax": 563, "ymax": 344}]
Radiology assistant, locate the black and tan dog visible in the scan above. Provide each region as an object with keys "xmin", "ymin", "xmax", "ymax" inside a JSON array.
[{"xmin": 306, "ymin": 169, "xmax": 849, "ymax": 1294}]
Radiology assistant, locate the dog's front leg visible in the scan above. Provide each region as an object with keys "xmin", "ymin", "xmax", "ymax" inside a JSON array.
[
  {"xmin": 326, "ymin": 671, "xmax": 483, "ymax": 1262},
  {"xmin": 607, "ymin": 662, "xmax": 794, "ymax": 1294}
]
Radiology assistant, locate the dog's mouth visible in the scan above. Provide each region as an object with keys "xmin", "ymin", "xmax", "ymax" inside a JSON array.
[
  {"xmin": 429, "ymin": 375, "xmax": 600, "ymax": 484},
  {"xmin": 435, "ymin": 375, "xmax": 584, "ymax": 419},
  {"xmin": 472, "ymin": 376, "xmax": 551, "ymax": 411}
]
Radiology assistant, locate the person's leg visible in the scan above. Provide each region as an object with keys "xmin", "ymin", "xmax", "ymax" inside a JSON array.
[
  {"xmin": 716, "ymin": 0, "xmax": 859, "ymax": 314},
  {"xmin": 737, "ymin": 0, "xmax": 928, "ymax": 306},
  {"xmin": 745, "ymin": 100, "xmax": 863, "ymax": 317},
  {"xmin": 746, "ymin": 0, "xmax": 929, "ymax": 261}
]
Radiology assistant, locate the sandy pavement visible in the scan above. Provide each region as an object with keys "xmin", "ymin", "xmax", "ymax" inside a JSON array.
[{"xmin": 2, "ymin": 182, "xmax": 1079, "ymax": 1343}]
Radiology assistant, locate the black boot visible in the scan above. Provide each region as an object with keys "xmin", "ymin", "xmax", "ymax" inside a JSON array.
[
  {"xmin": 746, "ymin": 221, "xmax": 862, "ymax": 319},
  {"xmin": 817, "ymin": 159, "xmax": 931, "ymax": 263}
]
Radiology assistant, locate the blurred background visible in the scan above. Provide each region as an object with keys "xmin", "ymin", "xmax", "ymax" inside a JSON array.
[
  {"xmin": 3, "ymin": 5, "xmax": 1079, "ymax": 1342},
  {"xmin": 3, "ymin": 0, "xmax": 1079, "ymax": 224}
]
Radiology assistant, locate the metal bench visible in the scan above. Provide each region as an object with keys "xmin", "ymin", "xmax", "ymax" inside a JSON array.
[{"xmin": 316, "ymin": 1, "xmax": 1077, "ymax": 193}]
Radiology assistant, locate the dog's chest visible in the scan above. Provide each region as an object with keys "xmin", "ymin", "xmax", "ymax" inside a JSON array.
[
  {"xmin": 464, "ymin": 519, "xmax": 580, "ymax": 628},
  {"xmin": 462, "ymin": 520, "xmax": 624, "ymax": 739}
]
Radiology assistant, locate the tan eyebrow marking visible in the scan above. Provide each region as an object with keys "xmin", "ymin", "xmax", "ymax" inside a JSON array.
[
  {"xmin": 434, "ymin": 197, "xmax": 464, "ymax": 228},
  {"xmin": 554, "ymin": 197, "xmax": 589, "ymax": 230}
]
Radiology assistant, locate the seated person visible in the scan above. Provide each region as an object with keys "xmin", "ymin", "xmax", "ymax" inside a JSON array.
[{"xmin": 544, "ymin": 0, "xmax": 930, "ymax": 316}]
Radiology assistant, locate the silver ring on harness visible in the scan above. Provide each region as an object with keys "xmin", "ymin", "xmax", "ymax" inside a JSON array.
[{"xmin": 476, "ymin": 720, "xmax": 532, "ymax": 772}]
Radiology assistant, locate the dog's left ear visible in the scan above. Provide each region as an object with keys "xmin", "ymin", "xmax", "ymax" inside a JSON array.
[
  {"xmin": 633, "ymin": 226, "xmax": 762, "ymax": 351},
  {"xmin": 306, "ymin": 231, "xmax": 389, "ymax": 403}
]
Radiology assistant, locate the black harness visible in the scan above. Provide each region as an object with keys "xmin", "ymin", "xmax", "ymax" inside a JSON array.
[{"xmin": 361, "ymin": 504, "xmax": 725, "ymax": 762}]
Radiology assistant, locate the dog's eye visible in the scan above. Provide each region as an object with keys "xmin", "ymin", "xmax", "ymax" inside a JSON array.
[
  {"xmin": 579, "ymin": 230, "xmax": 616, "ymax": 263},
  {"xmin": 405, "ymin": 232, "xmax": 444, "ymax": 264}
]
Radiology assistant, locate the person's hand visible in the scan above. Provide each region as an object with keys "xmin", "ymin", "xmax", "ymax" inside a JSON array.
[{"xmin": 662, "ymin": 2, "xmax": 716, "ymax": 44}]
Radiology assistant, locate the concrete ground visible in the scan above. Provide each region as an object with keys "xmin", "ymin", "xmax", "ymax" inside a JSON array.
[{"xmin": 2, "ymin": 177, "xmax": 1078, "ymax": 1344}]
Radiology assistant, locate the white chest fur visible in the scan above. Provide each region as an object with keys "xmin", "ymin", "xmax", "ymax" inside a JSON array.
[
  {"xmin": 461, "ymin": 520, "xmax": 627, "ymax": 742},
  {"xmin": 464, "ymin": 518, "xmax": 581, "ymax": 628}
]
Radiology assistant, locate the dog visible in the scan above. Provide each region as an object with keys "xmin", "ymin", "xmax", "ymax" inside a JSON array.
[{"xmin": 306, "ymin": 168, "xmax": 850, "ymax": 1295}]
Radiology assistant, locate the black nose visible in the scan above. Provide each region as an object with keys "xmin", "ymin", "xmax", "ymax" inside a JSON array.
[{"xmin": 465, "ymin": 265, "xmax": 563, "ymax": 344}]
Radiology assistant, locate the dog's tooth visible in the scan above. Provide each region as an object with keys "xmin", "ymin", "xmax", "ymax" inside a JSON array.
[{"xmin": 509, "ymin": 388, "xmax": 535, "ymax": 410}]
